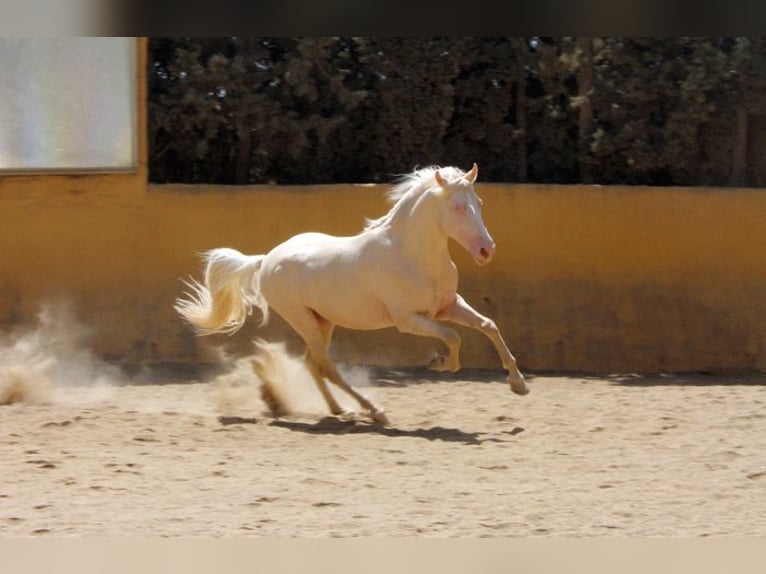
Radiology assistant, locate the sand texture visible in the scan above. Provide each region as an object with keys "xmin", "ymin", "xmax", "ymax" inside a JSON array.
[{"xmin": 2, "ymin": 354, "xmax": 765, "ymax": 537}]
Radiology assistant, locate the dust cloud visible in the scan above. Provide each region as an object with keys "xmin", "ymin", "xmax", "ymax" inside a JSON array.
[
  {"xmin": 0, "ymin": 302, "xmax": 121, "ymax": 406},
  {"xmin": 213, "ymin": 339, "xmax": 375, "ymax": 419},
  {"xmin": 0, "ymin": 302, "xmax": 375, "ymax": 420}
]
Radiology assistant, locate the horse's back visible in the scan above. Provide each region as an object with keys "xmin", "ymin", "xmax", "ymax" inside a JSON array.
[{"xmin": 263, "ymin": 231, "xmax": 361, "ymax": 270}]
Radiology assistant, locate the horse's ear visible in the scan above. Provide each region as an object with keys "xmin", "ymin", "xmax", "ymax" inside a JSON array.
[
  {"xmin": 466, "ymin": 163, "xmax": 479, "ymax": 184},
  {"xmin": 434, "ymin": 170, "xmax": 447, "ymax": 187}
]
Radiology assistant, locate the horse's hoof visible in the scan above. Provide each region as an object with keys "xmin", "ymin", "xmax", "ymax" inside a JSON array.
[
  {"xmin": 428, "ymin": 354, "xmax": 460, "ymax": 373},
  {"xmin": 428, "ymin": 355, "xmax": 450, "ymax": 372},
  {"xmin": 336, "ymin": 409, "xmax": 356, "ymax": 422},
  {"xmin": 371, "ymin": 409, "xmax": 390, "ymax": 425},
  {"xmin": 508, "ymin": 375, "xmax": 530, "ymax": 396}
]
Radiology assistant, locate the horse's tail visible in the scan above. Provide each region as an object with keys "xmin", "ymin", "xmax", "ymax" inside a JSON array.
[{"xmin": 174, "ymin": 248, "xmax": 269, "ymax": 336}]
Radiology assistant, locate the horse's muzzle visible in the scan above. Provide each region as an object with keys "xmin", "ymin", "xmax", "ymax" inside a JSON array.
[{"xmin": 475, "ymin": 241, "xmax": 496, "ymax": 265}]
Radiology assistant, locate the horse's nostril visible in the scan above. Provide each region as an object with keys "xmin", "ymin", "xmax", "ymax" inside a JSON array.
[{"xmin": 480, "ymin": 247, "xmax": 489, "ymax": 259}]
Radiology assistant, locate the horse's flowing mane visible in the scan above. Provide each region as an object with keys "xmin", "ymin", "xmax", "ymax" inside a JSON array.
[{"xmin": 364, "ymin": 165, "xmax": 469, "ymax": 230}]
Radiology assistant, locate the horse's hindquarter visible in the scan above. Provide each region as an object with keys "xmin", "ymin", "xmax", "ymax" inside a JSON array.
[{"xmin": 259, "ymin": 231, "xmax": 458, "ymax": 330}]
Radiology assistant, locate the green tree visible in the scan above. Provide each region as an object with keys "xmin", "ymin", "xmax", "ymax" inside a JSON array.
[
  {"xmin": 350, "ymin": 37, "xmax": 465, "ymax": 181},
  {"xmin": 588, "ymin": 38, "xmax": 742, "ymax": 186},
  {"xmin": 149, "ymin": 37, "xmax": 766, "ymax": 187},
  {"xmin": 443, "ymin": 37, "xmax": 525, "ymax": 182},
  {"xmin": 148, "ymin": 37, "xmax": 365, "ymax": 184}
]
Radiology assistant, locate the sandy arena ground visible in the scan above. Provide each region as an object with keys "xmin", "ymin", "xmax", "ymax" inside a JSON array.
[{"xmin": 1, "ymin": 354, "xmax": 765, "ymax": 537}]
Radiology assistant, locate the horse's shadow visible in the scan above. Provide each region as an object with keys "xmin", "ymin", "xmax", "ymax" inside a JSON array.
[
  {"xmin": 367, "ymin": 366, "xmax": 509, "ymax": 387},
  {"xmin": 268, "ymin": 416, "xmax": 491, "ymax": 445}
]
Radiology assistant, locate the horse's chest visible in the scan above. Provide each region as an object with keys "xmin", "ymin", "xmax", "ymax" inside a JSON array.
[
  {"xmin": 402, "ymin": 263, "xmax": 458, "ymax": 317},
  {"xmin": 428, "ymin": 278, "xmax": 458, "ymax": 317}
]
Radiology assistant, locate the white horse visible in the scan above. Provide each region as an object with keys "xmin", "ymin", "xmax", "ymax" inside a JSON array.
[{"xmin": 175, "ymin": 163, "xmax": 528, "ymax": 425}]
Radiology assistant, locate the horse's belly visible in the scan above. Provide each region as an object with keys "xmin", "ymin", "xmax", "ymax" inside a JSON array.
[
  {"xmin": 313, "ymin": 294, "xmax": 394, "ymax": 330},
  {"xmin": 299, "ymin": 268, "xmax": 394, "ymax": 329}
]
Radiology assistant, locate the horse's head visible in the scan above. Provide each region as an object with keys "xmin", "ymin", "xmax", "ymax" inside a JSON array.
[{"xmin": 434, "ymin": 163, "xmax": 496, "ymax": 265}]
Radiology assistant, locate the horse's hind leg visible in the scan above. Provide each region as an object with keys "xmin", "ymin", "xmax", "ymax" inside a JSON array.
[
  {"xmin": 306, "ymin": 312, "xmax": 388, "ymax": 422},
  {"xmin": 305, "ymin": 349, "xmax": 345, "ymax": 417},
  {"xmin": 277, "ymin": 304, "xmax": 388, "ymax": 424},
  {"xmin": 319, "ymin": 359, "xmax": 389, "ymax": 425}
]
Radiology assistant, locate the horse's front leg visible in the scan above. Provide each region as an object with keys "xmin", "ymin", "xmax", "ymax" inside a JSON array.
[
  {"xmin": 436, "ymin": 295, "xmax": 529, "ymax": 395},
  {"xmin": 392, "ymin": 312, "xmax": 462, "ymax": 372}
]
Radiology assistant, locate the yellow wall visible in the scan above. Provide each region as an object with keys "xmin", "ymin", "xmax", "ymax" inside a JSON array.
[
  {"xmin": 1, "ymin": 178, "xmax": 765, "ymax": 373},
  {"xmin": 1, "ymin": 38, "xmax": 765, "ymax": 374}
]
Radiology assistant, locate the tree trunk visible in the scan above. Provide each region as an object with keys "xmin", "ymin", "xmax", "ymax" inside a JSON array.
[{"xmin": 732, "ymin": 104, "xmax": 748, "ymax": 186}]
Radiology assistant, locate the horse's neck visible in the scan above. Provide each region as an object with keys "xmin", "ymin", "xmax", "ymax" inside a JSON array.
[{"xmin": 384, "ymin": 192, "xmax": 451, "ymax": 268}]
